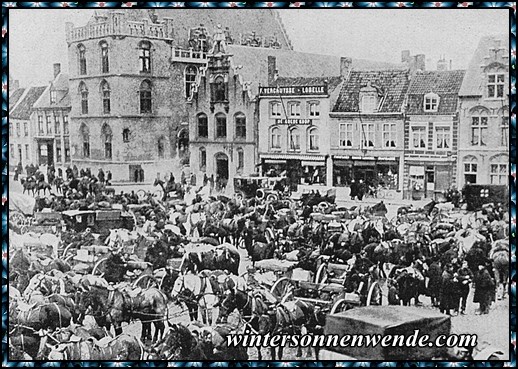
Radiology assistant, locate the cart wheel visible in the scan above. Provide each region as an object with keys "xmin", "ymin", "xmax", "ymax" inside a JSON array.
[
  {"xmin": 137, "ymin": 189, "xmax": 147, "ymax": 200},
  {"xmin": 270, "ymin": 277, "xmax": 294, "ymax": 300},
  {"xmin": 92, "ymin": 257, "xmax": 108, "ymax": 276},
  {"xmin": 366, "ymin": 281, "xmax": 382, "ymax": 306},
  {"xmin": 154, "ymin": 190, "xmax": 164, "ymax": 199},
  {"xmin": 330, "ymin": 298, "xmax": 351, "ymax": 314},
  {"xmin": 64, "ymin": 254, "xmax": 75, "ymax": 264},
  {"xmin": 266, "ymin": 193, "xmax": 279, "ymax": 202},
  {"xmin": 315, "ymin": 264, "xmax": 328, "ymax": 284},
  {"xmin": 61, "ymin": 243, "xmax": 76, "ymax": 259},
  {"xmin": 133, "ymin": 274, "xmax": 156, "ymax": 289},
  {"xmin": 235, "ymin": 192, "xmax": 244, "ymax": 201}
]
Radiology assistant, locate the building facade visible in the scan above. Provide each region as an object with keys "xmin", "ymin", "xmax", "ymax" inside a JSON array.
[
  {"xmin": 403, "ymin": 70, "xmax": 465, "ymax": 200},
  {"xmin": 457, "ymin": 35, "xmax": 509, "ymax": 187},
  {"xmin": 31, "ymin": 64, "xmax": 72, "ymax": 175},
  {"xmin": 257, "ymin": 75, "xmax": 343, "ymax": 188},
  {"xmin": 329, "ymin": 70, "xmax": 410, "ymax": 194},
  {"xmin": 9, "ymin": 86, "xmax": 47, "ymax": 172}
]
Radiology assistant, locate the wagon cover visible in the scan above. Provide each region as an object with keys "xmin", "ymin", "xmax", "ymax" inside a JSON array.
[{"xmin": 324, "ymin": 306, "xmax": 451, "ymax": 360}]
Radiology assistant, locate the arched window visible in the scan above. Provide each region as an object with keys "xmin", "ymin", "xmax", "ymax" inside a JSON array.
[
  {"xmin": 308, "ymin": 127, "xmax": 319, "ymax": 151},
  {"xmin": 80, "ymin": 123, "xmax": 90, "ymax": 158},
  {"xmin": 271, "ymin": 127, "xmax": 281, "ymax": 149},
  {"xmin": 199, "ymin": 147, "xmax": 207, "ymax": 171},
  {"xmin": 157, "ymin": 136, "xmax": 166, "ymax": 159},
  {"xmin": 185, "ymin": 66, "xmax": 197, "ymax": 98},
  {"xmin": 100, "ymin": 41, "xmax": 109, "ymax": 73},
  {"xmin": 78, "ymin": 44, "xmax": 87, "ymax": 75},
  {"xmin": 79, "ymin": 82, "xmax": 88, "ymax": 114},
  {"xmin": 236, "ymin": 148, "xmax": 244, "ymax": 171},
  {"xmin": 214, "ymin": 76, "xmax": 226, "ymax": 102},
  {"xmin": 139, "ymin": 41, "xmax": 151, "ymax": 73},
  {"xmin": 463, "ymin": 156, "xmax": 477, "ymax": 184},
  {"xmin": 489, "ymin": 155, "xmax": 507, "ymax": 185},
  {"xmin": 289, "ymin": 127, "xmax": 300, "ymax": 151},
  {"xmin": 215, "ymin": 113, "xmax": 227, "ymax": 138},
  {"xmin": 122, "ymin": 128, "xmax": 130, "ymax": 143},
  {"xmin": 235, "ymin": 113, "xmax": 246, "ymax": 139},
  {"xmin": 139, "ymin": 80, "xmax": 152, "ymax": 113},
  {"xmin": 100, "ymin": 80, "xmax": 110, "ymax": 114},
  {"xmin": 101, "ymin": 123, "xmax": 112, "ymax": 159},
  {"xmin": 197, "ymin": 113, "xmax": 208, "ymax": 138}
]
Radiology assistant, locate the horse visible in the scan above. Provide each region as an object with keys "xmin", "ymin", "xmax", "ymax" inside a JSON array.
[
  {"xmin": 20, "ymin": 177, "xmax": 37, "ymax": 196},
  {"xmin": 170, "ymin": 272, "xmax": 221, "ymax": 325},
  {"xmin": 46, "ymin": 333, "xmax": 145, "ymax": 360},
  {"xmin": 490, "ymin": 239, "xmax": 509, "ymax": 300},
  {"xmin": 180, "ymin": 245, "xmax": 240, "ymax": 275},
  {"xmin": 77, "ymin": 285, "xmax": 168, "ymax": 343},
  {"xmin": 148, "ymin": 323, "xmax": 211, "ymax": 360},
  {"xmin": 36, "ymin": 180, "xmax": 52, "ymax": 196}
]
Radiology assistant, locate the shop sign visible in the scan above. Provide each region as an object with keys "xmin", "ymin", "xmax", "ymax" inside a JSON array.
[
  {"xmin": 259, "ymin": 85, "xmax": 328, "ymax": 96},
  {"xmin": 275, "ymin": 118, "xmax": 312, "ymax": 125}
]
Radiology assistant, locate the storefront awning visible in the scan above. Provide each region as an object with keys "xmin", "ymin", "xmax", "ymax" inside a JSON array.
[
  {"xmin": 261, "ymin": 154, "xmax": 326, "ymax": 161},
  {"xmin": 264, "ymin": 159, "xmax": 286, "ymax": 164}
]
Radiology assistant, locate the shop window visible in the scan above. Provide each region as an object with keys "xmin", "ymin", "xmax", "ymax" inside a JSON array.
[
  {"xmin": 289, "ymin": 102, "xmax": 301, "ymax": 117},
  {"xmin": 235, "ymin": 113, "xmax": 246, "ymax": 139},
  {"xmin": 383, "ymin": 123, "xmax": 396, "ymax": 148},
  {"xmin": 424, "ymin": 93, "xmax": 439, "ymax": 112},
  {"xmin": 487, "ymin": 73, "xmax": 505, "ymax": 98},
  {"xmin": 271, "ymin": 127, "xmax": 281, "ymax": 149},
  {"xmin": 197, "ymin": 113, "xmax": 208, "ymax": 138},
  {"xmin": 471, "ymin": 116, "xmax": 488, "ymax": 146},
  {"xmin": 435, "ymin": 126, "xmax": 451, "ymax": 150},
  {"xmin": 140, "ymin": 80, "xmax": 152, "ymax": 113},
  {"xmin": 185, "ymin": 66, "xmax": 197, "ymax": 98},
  {"xmin": 215, "ymin": 113, "xmax": 227, "ymax": 138},
  {"xmin": 308, "ymin": 127, "xmax": 319, "ymax": 151},
  {"xmin": 411, "ymin": 126, "xmax": 426, "ymax": 149},
  {"xmin": 288, "ymin": 127, "xmax": 300, "ymax": 151}
]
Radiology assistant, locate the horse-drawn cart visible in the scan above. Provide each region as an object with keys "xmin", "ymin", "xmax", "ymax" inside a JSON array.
[{"xmin": 62, "ymin": 209, "xmax": 135, "ymax": 233}]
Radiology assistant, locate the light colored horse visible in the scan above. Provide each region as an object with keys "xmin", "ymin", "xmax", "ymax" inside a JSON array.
[
  {"xmin": 171, "ymin": 272, "xmax": 220, "ymax": 325},
  {"xmin": 490, "ymin": 239, "xmax": 509, "ymax": 300}
]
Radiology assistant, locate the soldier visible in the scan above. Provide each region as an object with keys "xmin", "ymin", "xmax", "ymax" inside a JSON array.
[
  {"xmin": 473, "ymin": 264, "xmax": 495, "ymax": 315},
  {"xmin": 439, "ymin": 263, "xmax": 456, "ymax": 316},
  {"xmin": 454, "ymin": 260, "xmax": 473, "ymax": 315}
]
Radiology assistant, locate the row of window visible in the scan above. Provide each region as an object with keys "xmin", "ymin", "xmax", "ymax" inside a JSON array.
[
  {"xmin": 10, "ymin": 141, "xmax": 71, "ymax": 164},
  {"xmin": 470, "ymin": 116, "xmax": 508, "ymax": 147},
  {"xmin": 337, "ymin": 123, "xmax": 398, "ymax": 149},
  {"xmin": 9, "ymin": 122, "xmax": 28, "ymax": 137},
  {"xmin": 36, "ymin": 114, "xmax": 70, "ymax": 136},
  {"xmin": 77, "ymin": 40, "xmax": 150, "ymax": 75},
  {"xmin": 463, "ymin": 156, "xmax": 507, "ymax": 185},
  {"xmin": 78, "ymin": 80, "xmax": 152, "ymax": 114},
  {"xmin": 197, "ymin": 112, "xmax": 246, "ymax": 139},
  {"xmin": 269, "ymin": 101, "xmax": 320, "ymax": 118},
  {"xmin": 198, "ymin": 147, "xmax": 244, "ymax": 172},
  {"xmin": 270, "ymin": 126, "xmax": 320, "ymax": 151}
]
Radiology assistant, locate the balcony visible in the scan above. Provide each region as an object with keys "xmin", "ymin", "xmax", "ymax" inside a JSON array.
[{"xmin": 171, "ymin": 47, "xmax": 208, "ymax": 64}]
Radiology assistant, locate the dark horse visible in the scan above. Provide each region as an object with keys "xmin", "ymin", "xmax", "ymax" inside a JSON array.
[
  {"xmin": 180, "ymin": 246, "xmax": 240, "ymax": 275},
  {"xmin": 78, "ymin": 285, "xmax": 168, "ymax": 343}
]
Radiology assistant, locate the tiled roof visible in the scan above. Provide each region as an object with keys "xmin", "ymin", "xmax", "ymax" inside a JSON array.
[
  {"xmin": 459, "ymin": 34, "xmax": 509, "ymax": 97},
  {"xmin": 272, "ymin": 76, "xmax": 343, "ymax": 93},
  {"xmin": 228, "ymin": 45, "xmax": 404, "ymax": 97},
  {"xmin": 9, "ymin": 88, "xmax": 25, "ymax": 110},
  {"xmin": 406, "ymin": 70, "xmax": 465, "ymax": 115},
  {"xmin": 33, "ymin": 73, "xmax": 70, "ymax": 109},
  {"xmin": 332, "ymin": 70, "xmax": 410, "ymax": 113},
  {"xmin": 10, "ymin": 86, "xmax": 46, "ymax": 120}
]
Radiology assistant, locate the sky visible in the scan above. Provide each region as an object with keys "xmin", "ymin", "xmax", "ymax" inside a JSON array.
[{"xmin": 8, "ymin": 8, "xmax": 509, "ymax": 88}]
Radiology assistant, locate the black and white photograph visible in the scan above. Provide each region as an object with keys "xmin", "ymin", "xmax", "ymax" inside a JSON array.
[{"xmin": 7, "ymin": 6, "xmax": 511, "ymax": 362}]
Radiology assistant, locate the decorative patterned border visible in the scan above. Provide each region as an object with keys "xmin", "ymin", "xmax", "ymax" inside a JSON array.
[{"xmin": 1, "ymin": 2, "xmax": 515, "ymax": 367}]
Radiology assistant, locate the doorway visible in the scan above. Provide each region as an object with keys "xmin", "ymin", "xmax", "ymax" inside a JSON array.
[{"xmin": 215, "ymin": 153, "xmax": 229, "ymax": 180}]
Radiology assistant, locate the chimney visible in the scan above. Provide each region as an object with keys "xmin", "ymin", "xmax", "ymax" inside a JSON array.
[
  {"xmin": 340, "ymin": 57, "xmax": 352, "ymax": 79},
  {"xmin": 267, "ymin": 56, "xmax": 277, "ymax": 85},
  {"xmin": 401, "ymin": 50, "xmax": 411, "ymax": 63},
  {"xmin": 53, "ymin": 63, "xmax": 61, "ymax": 78}
]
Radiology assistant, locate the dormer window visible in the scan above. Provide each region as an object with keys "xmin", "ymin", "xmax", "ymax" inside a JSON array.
[
  {"xmin": 361, "ymin": 95, "xmax": 376, "ymax": 113},
  {"xmin": 50, "ymin": 90, "xmax": 57, "ymax": 104},
  {"xmin": 424, "ymin": 93, "xmax": 439, "ymax": 112}
]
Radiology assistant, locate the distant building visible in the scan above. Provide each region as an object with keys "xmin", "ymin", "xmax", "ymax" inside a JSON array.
[
  {"xmin": 329, "ymin": 69, "xmax": 410, "ymax": 194},
  {"xmin": 457, "ymin": 35, "xmax": 509, "ymax": 187},
  {"xmin": 65, "ymin": 9, "xmax": 292, "ymax": 183},
  {"xmin": 403, "ymin": 70, "xmax": 465, "ymax": 200},
  {"xmin": 31, "ymin": 63, "xmax": 72, "ymax": 173},
  {"xmin": 9, "ymin": 85, "xmax": 47, "ymax": 172}
]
